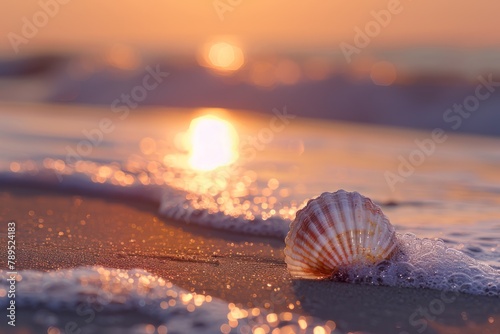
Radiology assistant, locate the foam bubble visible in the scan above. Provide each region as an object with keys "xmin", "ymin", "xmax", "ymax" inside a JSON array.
[
  {"xmin": 159, "ymin": 192, "xmax": 289, "ymax": 238},
  {"xmin": 338, "ymin": 233, "xmax": 500, "ymax": 297}
]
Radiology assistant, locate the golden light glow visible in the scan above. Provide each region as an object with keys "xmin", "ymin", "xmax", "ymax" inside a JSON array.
[
  {"xmin": 200, "ymin": 40, "xmax": 245, "ymax": 72},
  {"xmin": 188, "ymin": 115, "xmax": 239, "ymax": 171}
]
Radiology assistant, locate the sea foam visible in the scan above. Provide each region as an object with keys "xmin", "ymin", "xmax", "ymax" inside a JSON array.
[
  {"xmin": 0, "ymin": 267, "xmax": 333, "ymax": 334},
  {"xmin": 340, "ymin": 233, "xmax": 500, "ymax": 297}
]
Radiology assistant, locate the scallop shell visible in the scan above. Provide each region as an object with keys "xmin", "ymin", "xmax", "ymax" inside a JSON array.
[{"xmin": 284, "ymin": 190, "xmax": 398, "ymax": 279}]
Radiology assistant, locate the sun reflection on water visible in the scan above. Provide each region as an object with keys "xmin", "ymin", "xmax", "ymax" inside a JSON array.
[
  {"xmin": 187, "ymin": 114, "xmax": 239, "ymax": 171},
  {"xmin": 7, "ymin": 112, "xmax": 304, "ymax": 234}
]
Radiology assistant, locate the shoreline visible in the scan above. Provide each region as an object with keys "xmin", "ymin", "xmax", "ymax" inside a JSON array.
[{"xmin": 1, "ymin": 185, "xmax": 499, "ymax": 334}]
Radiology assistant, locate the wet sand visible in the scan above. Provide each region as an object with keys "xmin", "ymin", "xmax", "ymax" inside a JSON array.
[{"xmin": 1, "ymin": 186, "xmax": 500, "ymax": 334}]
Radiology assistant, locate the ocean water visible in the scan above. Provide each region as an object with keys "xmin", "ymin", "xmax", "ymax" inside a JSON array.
[{"xmin": 1, "ymin": 102, "xmax": 500, "ymax": 332}]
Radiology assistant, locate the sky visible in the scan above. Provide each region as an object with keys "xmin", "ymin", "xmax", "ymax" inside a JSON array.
[{"xmin": 1, "ymin": 0, "xmax": 500, "ymax": 56}]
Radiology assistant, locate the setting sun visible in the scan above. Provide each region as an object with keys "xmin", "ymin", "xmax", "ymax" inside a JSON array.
[
  {"xmin": 200, "ymin": 41, "xmax": 245, "ymax": 72},
  {"xmin": 188, "ymin": 115, "xmax": 239, "ymax": 171}
]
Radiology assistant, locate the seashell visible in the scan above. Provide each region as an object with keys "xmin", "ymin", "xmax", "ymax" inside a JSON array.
[{"xmin": 284, "ymin": 190, "xmax": 398, "ymax": 279}]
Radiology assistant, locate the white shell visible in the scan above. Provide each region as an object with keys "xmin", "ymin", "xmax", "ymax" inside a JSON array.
[{"xmin": 284, "ymin": 190, "xmax": 398, "ymax": 279}]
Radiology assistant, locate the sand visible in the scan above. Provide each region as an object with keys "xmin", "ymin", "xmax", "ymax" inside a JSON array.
[{"xmin": 1, "ymin": 186, "xmax": 500, "ymax": 334}]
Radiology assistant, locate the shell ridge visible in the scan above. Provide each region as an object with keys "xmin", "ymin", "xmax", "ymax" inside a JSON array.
[
  {"xmin": 312, "ymin": 197, "xmax": 346, "ymax": 269},
  {"xmin": 325, "ymin": 193, "xmax": 350, "ymax": 264},
  {"xmin": 354, "ymin": 192, "xmax": 367, "ymax": 258},
  {"xmin": 294, "ymin": 216, "xmax": 339, "ymax": 273},
  {"xmin": 337, "ymin": 191, "xmax": 355, "ymax": 263},
  {"xmin": 316, "ymin": 194, "xmax": 346, "ymax": 265}
]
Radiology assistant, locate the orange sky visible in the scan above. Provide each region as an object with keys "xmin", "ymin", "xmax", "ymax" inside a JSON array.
[{"xmin": 1, "ymin": 1, "xmax": 499, "ymax": 55}]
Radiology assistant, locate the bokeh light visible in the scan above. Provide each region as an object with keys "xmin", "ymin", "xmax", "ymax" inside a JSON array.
[{"xmin": 200, "ymin": 40, "xmax": 245, "ymax": 73}]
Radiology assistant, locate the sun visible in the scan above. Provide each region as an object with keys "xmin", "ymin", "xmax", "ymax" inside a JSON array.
[{"xmin": 199, "ymin": 40, "xmax": 245, "ymax": 73}]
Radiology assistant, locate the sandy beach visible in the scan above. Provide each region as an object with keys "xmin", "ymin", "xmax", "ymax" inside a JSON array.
[{"xmin": 1, "ymin": 185, "xmax": 499, "ymax": 334}]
